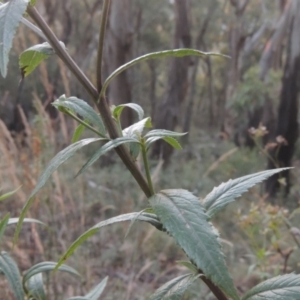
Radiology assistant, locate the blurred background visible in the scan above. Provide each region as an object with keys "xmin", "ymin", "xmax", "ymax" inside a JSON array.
[{"xmin": 1, "ymin": 0, "xmax": 300, "ymax": 299}]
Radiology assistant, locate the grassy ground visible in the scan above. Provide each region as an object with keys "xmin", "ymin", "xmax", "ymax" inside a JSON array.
[{"xmin": 1, "ymin": 108, "xmax": 300, "ymax": 299}]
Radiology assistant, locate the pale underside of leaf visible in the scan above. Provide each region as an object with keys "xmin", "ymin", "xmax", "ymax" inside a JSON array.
[
  {"xmin": 113, "ymin": 103, "xmax": 144, "ymax": 121},
  {"xmin": 53, "ymin": 95, "xmax": 106, "ymax": 135},
  {"xmin": 0, "ymin": 0, "xmax": 29, "ymax": 77},
  {"xmin": 148, "ymin": 273, "xmax": 198, "ymax": 300},
  {"xmin": 26, "ymin": 273, "xmax": 46, "ymax": 300},
  {"xmin": 242, "ymin": 273, "xmax": 300, "ymax": 300},
  {"xmin": 23, "ymin": 261, "xmax": 81, "ymax": 284},
  {"xmin": 0, "ymin": 251, "xmax": 25, "ymax": 300},
  {"xmin": 203, "ymin": 168, "xmax": 291, "ymax": 219},
  {"xmin": 149, "ymin": 189, "xmax": 239, "ymax": 300}
]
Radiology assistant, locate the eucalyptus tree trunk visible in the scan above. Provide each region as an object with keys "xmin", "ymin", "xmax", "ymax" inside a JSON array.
[
  {"xmin": 265, "ymin": 0, "xmax": 300, "ymax": 197},
  {"xmin": 104, "ymin": 0, "xmax": 133, "ymax": 127},
  {"xmin": 152, "ymin": 0, "xmax": 192, "ymax": 161}
]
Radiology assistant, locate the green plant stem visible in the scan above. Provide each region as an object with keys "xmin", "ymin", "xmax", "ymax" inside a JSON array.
[
  {"xmin": 27, "ymin": 5, "xmax": 152, "ymax": 198},
  {"xmin": 96, "ymin": 0, "xmax": 111, "ymax": 92},
  {"xmin": 141, "ymin": 139, "xmax": 155, "ymax": 195},
  {"xmin": 63, "ymin": 110, "xmax": 107, "ymax": 138}
]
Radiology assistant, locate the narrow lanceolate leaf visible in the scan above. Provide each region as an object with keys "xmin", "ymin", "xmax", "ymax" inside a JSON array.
[
  {"xmin": 145, "ymin": 130, "xmax": 186, "ymax": 148},
  {"xmin": 84, "ymin": 276, "xmax": 108, "ymax": 300},
  {"xmin": 146, "ymin": 136, "xmax": 182, "ymax": 150},
  {"xmin": 26, "ymin": 273, "xmax": 46, "ymax": 300},
  {"xmin": 55, "ymin": 212, "xmax": 161, "ymax": 270},
  {"xmin": 203, "ymin": 168, "xmax": 291, "ymax": 219},
  {"xmin": 148, "ymin": 273, "xmax": 198, "ymax": 300},
  {"xmin": 53, "ymin": 95, "xmax": 106, "ymax": 135},
  {"xmin": 23, "ymin": 261, "xmax": 80, "ymax": 284},
  {"xmin": 145, "ymin": 130, "xmax": 187, "ymax": 139},
  {"xmin": 149, "ymin": 189, "xmax": 239, "ymax": 300},
  {"xmin": 14, "ymin": 138, "xmax": 104, "ymax": 245},
  {"xmin": 8, "ymin": 218, "xmax": 45, "ymax": 226},
  {"xmin": 113, "ymin": 103, "xmax": 144, "ymax": 121},
  {"xmin": 0, "ymin": 0, "xmax": 29, "ymax": 77},
  {"xmin": 0, "ymin": 213, "xmax": 10, "ymax": 241},
  {"xmin": 0, "ymin": 185, "xmax": 21, "ymax": 201},
  {"xmin": 76, "ymin": 137, "xmax": 140, "ymax": 176},
  {"xmin": 99, "ymin": 49, "xmax": 229, "ymax": 100},
  {"xmin": 72, "ymin": 124, "xmax": 86, "ymax": 143},
  {"xmin": 0, "ymin": 251, "xmax": 25, "ymax": 300},
  {"xmin": 242, "ymin": 274, "xmax": 300, "ymax": 300},
  {"xmin": 19, "ymin": 42, "xmax": 55, "ymax": 76}
]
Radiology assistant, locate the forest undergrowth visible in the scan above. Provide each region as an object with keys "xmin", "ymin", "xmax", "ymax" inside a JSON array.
[{"xmin": 1, "ymin": 105, "xmax": 300, "ymax": 300}]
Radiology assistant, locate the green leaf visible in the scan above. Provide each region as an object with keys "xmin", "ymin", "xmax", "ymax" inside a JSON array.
[
  {"xmin": 0, "ymin": 185, "xmax": 21, "ymax": 201},
  {"xmin": 0, "ymin": 213, "xmax": 10, "ymax": 241},
  {"xmin": 55, "ymin": 212, "xmax": 162, "ymax": 270},
  {"xmin": 148, "ymin": 273, "xmax": 199, "ymax": 300},
  {"xmin": 14, "ymin": 138, "xmax": 104, "ymax": 245},
  {"xmin": 0, "ymin": 0, "xmax": 29, "ymax": 77},
  {"xmin": 145, "ymin": 129, "xmax": 187, "ymax": 139},
  {"xmin": 26, "ymin": 273, "xmax": 46, "ymax": 300},
  {"xmin": 76, "ymin": 137, "xmax": 140, "ymax": 176},
  {"xmin": 162, "ymin": 137, "xmax": 182, "ymax": 150},
  {"xmin": 23, "ymin": 261, "xmax": 80, "ymax": 284},
  {"xmin": 122, "ymin": 118, "xmax": 151, "ymax": 159},
  {"xmin": 72, "ymin": 124, "xmax": 86, "ymax": 143},
  {"xmin": 242, "ymin": 274, "xmax": 300, "ymax": 300},
  {"xmin": 113, "ymin": 103, "xmax": 144, "ymax": 121},
  {"xmin": 0, "ymin": 251, "xmax": 25, "ymax": 300},
  {"xmin": 149, "ymin": 189, "xmax": 239, "ymax": 300},
  {"xmin": 19, "ymin": 42, "xmax": 55, "ymax": 76},
  {"xmin": 84, "ymin": 276, "xmax": 108, "ymax": 300},
  {"xmin": 8, "ymin": 218, "xmax": 45, "ymax": 226},
  {"xmin": 99, "ymin": 49, "xmax": 229, "ymax": 100},
  {"xmin": 145, "ymin": 136, "xmax": 182, "ymax": 150},
  {"xmin": 203, "ymin": 168, "xmax": 291, "ymax": 219},
  {"xmin": 53, "ymin": 95, "xmax": 106, "ymax": 135},
  {"xmin": 123, "ymin": 117, "xmax": 152, "ymax": 138}
]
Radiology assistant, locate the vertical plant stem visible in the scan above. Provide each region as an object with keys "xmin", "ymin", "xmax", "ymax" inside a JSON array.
[
  {"xmin": 96, "ymin": 0, "xmax": 111, "ymax": 92},
  {"xmin": 26, "ymin": 5, "xmax": 152, "ymax": 198},
  {"xmin": 141, "ymin": 139, "xmax": 155, "ymax": 195}
]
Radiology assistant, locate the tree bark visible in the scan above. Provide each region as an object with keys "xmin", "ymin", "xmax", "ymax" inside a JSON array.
[
  {"xmin": 104, "ymin": 0, "xmax": 133, "ymax": 128},
  {"xmin": 152, "ymin": 0, "xmax": 192, "ymax": 161},
  {"xmin": 266, "ymin": 0, "xmax": 300, "ymax": 197}
]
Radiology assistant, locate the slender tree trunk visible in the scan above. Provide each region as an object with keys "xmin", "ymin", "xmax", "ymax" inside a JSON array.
[
  {"xmin": 152, "ymin": 0, "xmax": 191, "ymax": 161},
  {"xmin": 104, "ymin": 0, "xmax": 133, "ymax": 127},
  {"xmin": 266, "ymin": 1, "xmax": 300, "ymax": 197}
]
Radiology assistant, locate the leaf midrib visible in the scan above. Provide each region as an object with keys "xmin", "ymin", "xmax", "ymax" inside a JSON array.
[{"xmin": 159, "ymin": 191, "xmax": 229, "ymax": 286}]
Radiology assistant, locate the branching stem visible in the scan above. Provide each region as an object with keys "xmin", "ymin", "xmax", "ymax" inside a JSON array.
[{"xmin": 26, "ymin": 5, "xmax": 152, "ymax": 198}]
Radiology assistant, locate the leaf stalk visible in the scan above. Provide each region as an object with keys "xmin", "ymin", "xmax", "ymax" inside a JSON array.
[{"xmin": 141, "ymin": 138, "xmax": 155, "ymax": 195}]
